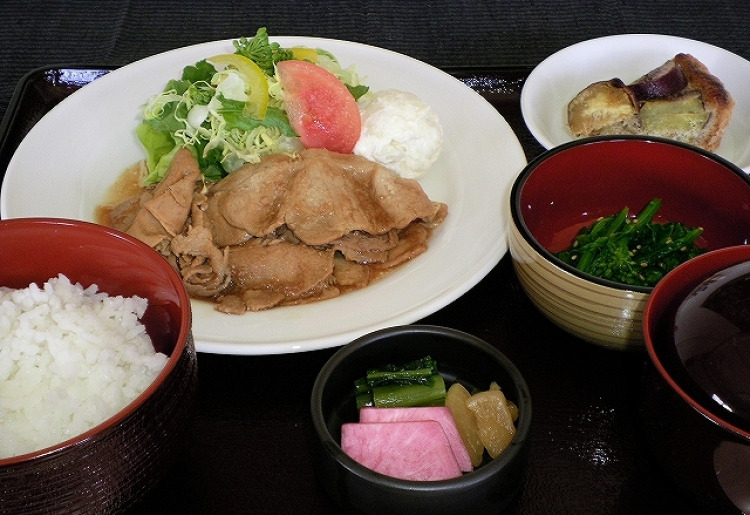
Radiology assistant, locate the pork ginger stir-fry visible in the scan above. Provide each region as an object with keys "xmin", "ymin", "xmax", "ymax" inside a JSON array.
[{"xmin": 102, "ymin": 148, "xmax": 447, "ymax": 313}]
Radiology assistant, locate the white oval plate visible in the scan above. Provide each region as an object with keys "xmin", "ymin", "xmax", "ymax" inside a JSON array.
[
  {"xmin": 1, "ymin": 37, "xmax": 526, "ymax": 355},
  {"xmin": 521, "ymin": 34, "xmax": 750, "ymax": 172}
]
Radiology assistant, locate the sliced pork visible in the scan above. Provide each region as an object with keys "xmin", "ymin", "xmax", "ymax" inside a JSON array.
[
  {"xmin": 123, "ymin": 147, "xmax": 201, "ymax": 248},
  {"xmin": 220, "ymin": 240, "xmax": 337, "ymax": 312},
  {"xmin": 205, "ymin": 149, "xmax": 443, "ymax": 247},
  {"xmin": 104, "ymin": 148, "xmax": 447, "ymax": 313},
  {"xmin": 204, "ymin": 153, "xmax": 302, "ymax": 247}
]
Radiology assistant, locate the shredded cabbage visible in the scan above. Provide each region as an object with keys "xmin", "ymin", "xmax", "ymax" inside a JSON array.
[
  {"xmin": 138, "ymin": 67, "xmax": 298, "ymax": 184},
  {"xmin": 136, "ymin": 28, "xmax": 368, "ymax": 185}
]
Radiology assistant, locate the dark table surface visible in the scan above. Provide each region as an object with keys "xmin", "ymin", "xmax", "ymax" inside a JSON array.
[{"xmin": 2, "ymin": 2, "xmax": 750, "ymax": 513}]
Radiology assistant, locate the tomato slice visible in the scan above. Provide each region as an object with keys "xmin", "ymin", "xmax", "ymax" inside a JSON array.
[
  {"xmin": 277, "ymin": 60, "xmax": 361, "ymax": 154},
  {"xmin": 207, "ymin": 54, "xmax": 269, "ymax": 119}
]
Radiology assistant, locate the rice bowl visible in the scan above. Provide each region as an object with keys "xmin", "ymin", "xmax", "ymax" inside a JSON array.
[
  {"xmin": 0, "ymin": 217, "xmax": 196, "ymax": 514},
  {"xmin": 0, "ymin": 274, "xmax": 168, "ymax": 459}
]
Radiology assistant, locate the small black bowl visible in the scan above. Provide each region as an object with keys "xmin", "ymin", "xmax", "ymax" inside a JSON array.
[{"xmin": 310, "ymin": 325, "xmax": 532, "ymax": 515}]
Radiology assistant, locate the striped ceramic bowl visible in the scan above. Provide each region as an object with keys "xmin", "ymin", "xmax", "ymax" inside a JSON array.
[{"xmin": 508, "ymin": 136, "xmax": 750, "ymax": 351}]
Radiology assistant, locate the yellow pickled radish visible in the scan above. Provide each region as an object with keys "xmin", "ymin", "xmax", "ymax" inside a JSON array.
[
  {"xmin": 290, "ymin": 47, "xmax": 319, "ymax": 62},
  {"xmin": 466, "ymin": 388, "xmax": 517, "ymax": 459},
  {"xmin": 489, "ymin": 381, "xmax": 518, "ymax": 422},
  {"xmin": 207, "ymin": 54, "xmax": 269, "ymax": 119},
  {"xmin": 507, "ymin": 400, "xmax": 519, "ymax": 423},
  {"xmin": 445, "ymin": 383, "xmax": 484, "ymax": 467}
]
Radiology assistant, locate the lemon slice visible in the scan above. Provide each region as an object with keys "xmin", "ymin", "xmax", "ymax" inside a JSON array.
[
  {"xmin": 207, "ymin": 54, "xmax": 269, "ymax": 119},
  {"xmin": 290, "ymin": 47, "xmax": 319, "ymax": 62}
]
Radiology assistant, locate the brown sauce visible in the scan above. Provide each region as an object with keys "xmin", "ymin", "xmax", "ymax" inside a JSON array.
[{"xmin": 95, "ymin": 161, "xmax": 147, "ymax": 227}]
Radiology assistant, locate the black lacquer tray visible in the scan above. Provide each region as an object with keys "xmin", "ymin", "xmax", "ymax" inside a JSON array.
[{"xmin": 0, "ymin": 67, "xmax": 701, "ymax": 514}]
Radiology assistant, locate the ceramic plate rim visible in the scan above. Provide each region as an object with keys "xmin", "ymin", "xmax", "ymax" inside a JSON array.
[
  {"xmin": 520, "ymin": 33, "xmax": 750, "ymax": 172},
  {"xmin": 0, "ymin": 36, "xmax": 526, "ymax": 354}
]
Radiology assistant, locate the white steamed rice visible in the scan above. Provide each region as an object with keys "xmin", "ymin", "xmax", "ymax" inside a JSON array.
[{"xmin": 0, "ymin": 274, "xmax": 168, "ymax": 459}]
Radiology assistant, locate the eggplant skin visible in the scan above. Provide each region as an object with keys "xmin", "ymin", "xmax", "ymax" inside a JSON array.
[{"xmin": 629, "ymin": 60, "xmax": 688, "ymax": 100}]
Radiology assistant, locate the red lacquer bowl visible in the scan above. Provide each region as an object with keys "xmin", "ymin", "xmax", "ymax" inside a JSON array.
[
  {"xmin": 0, "ymin": 218, "xmax": 197, "ymax": 514},
  {"xmin": 509, "ymin": 135, "xmax": 750, "ymax": 350},
  {"xmin": 643, "ymin": 245, "xmax": 750, "ymax": 514}
]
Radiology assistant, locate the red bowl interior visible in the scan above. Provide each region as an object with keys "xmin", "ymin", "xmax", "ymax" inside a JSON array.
[
  {"xmin": 514, "ymin": 137, "xmax": 750, "ymax": 255},
  {"xmin": 0, "ymin": 217, "xmax": 192, "ymax": 462},
  {"xmin": 644, "ymin": 245, "xmax": 750, "ymax": 439}
]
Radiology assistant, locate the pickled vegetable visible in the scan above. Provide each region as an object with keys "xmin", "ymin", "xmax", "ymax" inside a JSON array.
[
  {"xmin": 466, "ymin": 388, "xmax": 517, "ymax": 459},
  {"xmin": 445, "ymin": 383, "xmax": 484, "ymax": 467},
  {"xmin": 489, "ymin": 381, "xmax": 518, "ymax": 422},
  {"xmin": 354, "ymin": 356, "xmax": 446, "ymax": 409}
]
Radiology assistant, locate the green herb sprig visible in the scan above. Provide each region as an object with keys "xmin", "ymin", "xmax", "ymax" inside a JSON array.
[{"xmin": 555, "ymin": 198, "xmax": 705, "ymax": 287}]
